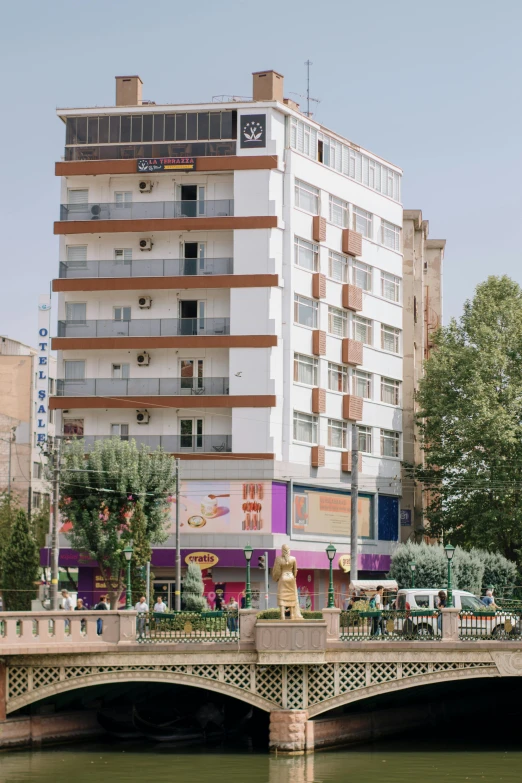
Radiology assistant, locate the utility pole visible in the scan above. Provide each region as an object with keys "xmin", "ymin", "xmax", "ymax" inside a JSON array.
[
  {"xmin": 50, "ymin": 438, "xmax": 61, "ymax": 611},
  {"xmin": 350, "ymin": 423, "xmax": 359, "ymax": 582},
  {"xmin": 174, "ymin": 458, "xmax": 181, "ymax": 611},
  {"xmin": 7, "ymin": 428, "xmax": 15, "ymax": 504}
]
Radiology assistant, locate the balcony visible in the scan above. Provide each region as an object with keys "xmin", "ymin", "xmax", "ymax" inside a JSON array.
[
  {"xmin": 64, "ymin": 141, "xmax": 237, "ymax": 162},
  {"xmin": 59, "ymin": 200, "xmax": 234, "ymax": 222},
  {"xmin": 59, "ymin": 258, "xmax": 233, "ymax": 279},
  {"xmin": 57, "ymin": 318, "xmax": 230, "ymax": 338},
  {"xmin": 80, "ymin": 434, "xmax": 232, "ymax": 453},
  {"xmin": 56, "ymin": 378, "xmax": 230, "ymax": 396}
]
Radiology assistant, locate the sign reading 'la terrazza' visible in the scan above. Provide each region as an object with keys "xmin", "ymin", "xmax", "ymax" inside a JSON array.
[{"xmin": 138, "ymin": 157, "xmax": 195, "ymax": 172}]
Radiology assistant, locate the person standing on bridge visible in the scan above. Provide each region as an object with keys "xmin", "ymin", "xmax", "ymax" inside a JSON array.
[
  {"xmin": 135, "ymin": 596, "xmax": 149, "ymax": 639},
  {"xmin": 369, "ymin": 586, "xmax": 384, "ymax": 636},
  {"xmin": 154, "ymin": 596, "xmax": 167, "ymax": 613},
  {"xmin": 95, "ymin": 595, "xmax": 108, "ymax": 635}
]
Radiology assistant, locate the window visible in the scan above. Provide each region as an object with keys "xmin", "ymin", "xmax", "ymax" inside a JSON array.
[
  {"xmin": 67, "ymin": 189, "xmax": 88, "ymax": 211},
  {"xmin": 179, "ymin": 418, "xmax": 204, "ymax": 450},
  {"xmin": 112, "ymin": 363, "xmax": 130, "ymax": 379},
  {"xmin": 328, "ymin": 419, "xmax": 346, "ymax": 449},
  {"xmin": 353, "ymin": 206, "xmax": 372, "ymax": 238},
  {"xmin": 115, "ymin": 248, "xmax": 132, "ymax": 262},
  {"xmin": 294, "ymin": 179, "xmax": 319, "ymax": 214},
  {"xmin": 294, "ymin": 294, "xmax": 318, "ymax": 328},
  {"xmin": 65, "ymin": 302, "xmax": 86, "ymax": 322},
  {"xmin": 328, "ymin": 251, "xmax": 348, "ymax": 282},
  {"xmin": 114, "ymin": 306, "xmax": 131, "ymax": 321},
  {"xmin": 49, "ymin": 378, "xmax": 55, "ymax": 394},
  {"xmin": 33, "ymin": 492, "xmax": 42, "ymax": 509},
  {"xmin": 353, "ymin": 316, "xmax": 373, "ymax": 346},
  {"xmin": 381, "ymin": 220, "xmax": 401, "ymax": 251},
  {"xmin": 329, "ymin": 195, "xmax": 349, "ymax": 227},
  {"xmin": 294, "ymin": 354, "xmax": 318, "ymax": 386},
  {"xmin": 293, "ymin": 411, "xmax": 318, "ymax": 444},
  {"xmin": 381, "ymin": 429, "xmax": 400, "ymax": 457},
  {"xmin": 352, "ymin": 261, "xmax": 372, "ymax": 291},
  {"xmin": 180, "ymin": 359, "xmax": 204, "ymax": 391},
  {"xmin": 33, "ymin": 462, "xmax": 42, "ymax": 479},
  {"xmin": 381, "ymin": 377, "xmax": 401, "ymax": 406},
  {"xmin": 328, "ymin": 306, "xmax": 347, "ymax": 337},
  {"xmin": 328, "ymin": 362, "xmax": 348, "ymax": 393},
  {"xmin": 64, "ymin": 361, "xmax": 85, "ymax": 380},
  {"xmin": 115, "ymin": 191, "xmax": 132, "ymax": 207},
  {"xmin": 414, "ymin": 595, "xmax": 431, "ymax": 609},
  {"xmin": 381, "ymin": 272, "xmax": 401, "ymax": 302},
  {"xmin": 358, "ymin": 425, "xmax": 372, "ymax": 453},
  {"xmin": 353, "ymin": 370, "xmax": 372, "ymax": 399},
  {"xmin": 294, "ymin": 237, "xmax": 319, "ymax": 272},
  {"xmin": 111, "ymin": 423, "xmax": 129, "ymax": 441},
  {"xmin": 381, "ymin": 324, "xmax": 401, "ymax": 353},
  {"xmin": 63, "ymin": 418, "xmax": 84, "ymax": 437},
  {"xmin": 66, "ymin": 245, "xmax": 87, "ymax": 268}
]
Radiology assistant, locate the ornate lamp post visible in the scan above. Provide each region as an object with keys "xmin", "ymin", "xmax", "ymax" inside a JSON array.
[
  {"xmin": 444, "ymin": 544, "xmax": 455, "ymax": 608},
  {"xmin": 124, "ymin": 543, "xmax": 133, "ymax": 610},
  {"xmin": 244, "ymin": 544, "xmax": 253, "ymax": 609},
  {"xmin": 326, "ymin": 543, "xmax": 337, "ymax": 609},
  {"xmin": 409, "ymin": 559, "xmax": 416, "ymax": 589}
]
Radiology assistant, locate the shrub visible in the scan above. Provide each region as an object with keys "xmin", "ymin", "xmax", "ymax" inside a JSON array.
[
  {"xmin": 256, "ymin": 609, "xmax": 323, "ymax": 620},
  {"xmin": 182, "ymin": 562, "xmax": 208, "ymax": 612}
]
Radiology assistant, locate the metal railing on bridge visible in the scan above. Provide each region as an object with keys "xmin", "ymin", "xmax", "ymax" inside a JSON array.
[
  {"xmin": 136, "ymin": 611, "xmax": 239, "ymax": 644},
  {"xmin": 340, "ymin": 609, "xmax": 442, "ymax": 641},
  {"xmin": 458, "ymin": 609, "xmax": 522, "ymax": 640}
]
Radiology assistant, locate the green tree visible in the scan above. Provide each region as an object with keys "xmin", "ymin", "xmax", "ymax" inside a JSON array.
[
  {"xmin": 129, "ymin": 501, "xmax": 152, "ymax": 605},
  {"xmin": 182, "ymin": 562, "xmax": 207, "ymax": 612},
  {"xmin": 59, "ymin": 438, "xmax": 176, "ymax": 608},
  {"xmin": 2, "ymin": 509, "xmax": 40, "ymax": 610},
  {"xmin": 414, "ymin": 276, "xmax": 522, "ymax": 564},
  {"xmin": 0, "ymin": 493, "xmax": 20, "ymax": 576}
]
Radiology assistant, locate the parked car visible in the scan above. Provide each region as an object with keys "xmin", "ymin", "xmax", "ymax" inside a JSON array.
[{"xmin": 395, "ymin": 588, "xmax": 520, "ymax": 638}]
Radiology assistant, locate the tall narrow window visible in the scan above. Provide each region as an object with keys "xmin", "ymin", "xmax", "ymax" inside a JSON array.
[
  {"xmin": 381, "ymin": 220, "xmax": 401, "ymax": 251},
  {"xmin": 328, "ymin": 306, "xmax": 347, "ymax": 337},
  {"xmin": 293, "ymin": 354, "xmax": 318, "ymax": 386},
  {"xmin": 328, "ymin": 362, "xmax": 348, "ymax": 393},
  {"xmin": 381, "ymin": 272, "xmax": 401, "ymax": 302},
  {"xmin": 329, "ymin": 195, "xmax": 349, "ymax": 227},
  {"xmin": 293, "ymin": 412, "xmax": 318, "ymax": 444},
  {"xmin": 352, "ymin": 370, "xmax": 372, "ymax": 399},
  {"xmin": 327, "ymin": 419, "xmax": 346, "ymax": 449},
  {"xmin": 381, "ymin": 429, "xmax": 400, "ymax": 457},
  {"xmin": 353, "ymin": 316, "xmax": 373, "ymax": 346},
  {"xmin": 294, "ymin": 295, "xmax": 318, "ymax": 328},
  {"xmin": 352, "ymin": 206, "xmax": 373, "ymax": 238},
  {"xmin": 381, "ymin": 377, "xmax": 401, "ymax": 405},
  {"xmin": 294, "ymin": 179, "xmax": 319, "ymax": 214},
  {"xmin": 352, "ymin": 261, "xmax": 372, "ymax": 291},
  {"xmin": 358, "ymin": 425, "xmax": 372, "ymax": 453},
  {"xmin": 381, "ymin": 324, "xmax": 400, "ymax": 353},
  {"xmin": 294, "ymin": 237, "xmax": 319, "ymax": 271},
  {"xmin": 328, "ymin": 251, "xmax": 348, "ymax": 282}
]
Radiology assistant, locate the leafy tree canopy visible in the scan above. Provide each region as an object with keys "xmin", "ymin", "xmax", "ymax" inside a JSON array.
[
  {"xmin": 2, "ymin": 509, "xmax": 40, "ymax": 611},
  {"xmin": 414, "ymin": 276, "xmax": 522, "ymax": 564}
]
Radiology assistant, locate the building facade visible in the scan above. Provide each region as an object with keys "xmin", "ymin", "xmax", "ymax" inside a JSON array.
[
  {"xmin": 0, "ymin": 337, "xmax": 56, "ymax": 514},
  {"xmin": 50, "ymin": 70, "xmax": 405, "ymax": 608},
  {"xmin": 401, "ymin": 210, "xmax": 444, "ymax": 541}
]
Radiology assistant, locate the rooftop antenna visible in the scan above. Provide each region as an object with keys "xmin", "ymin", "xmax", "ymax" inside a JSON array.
[{"xmin": 290, "ymin": 60, "xmax": 320, "ymax": 118}]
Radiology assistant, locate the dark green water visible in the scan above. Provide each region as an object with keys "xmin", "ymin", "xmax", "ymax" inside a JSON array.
[{"xmin": 1, "ymin": 741, "xmax": 521, "ymax": 783}]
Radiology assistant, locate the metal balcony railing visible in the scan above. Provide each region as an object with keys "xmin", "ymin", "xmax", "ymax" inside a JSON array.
[
  {"xmin": 57, "ymin": 318, "xmax": 230, "ymax": 338},
  {"xmin": 58, "ymin": 257, "xmax": 233, "ymax": 279},
  {"xmin": 56, "ymin": 378, "xmax": 230, "ymax": 396},
  {"xmin": 79, "ymin": 434, "xmax": 232, "ymax": 453},
  {"xmin": 59, "ymin": 200, "xmax": 234, "ymax": 221}
]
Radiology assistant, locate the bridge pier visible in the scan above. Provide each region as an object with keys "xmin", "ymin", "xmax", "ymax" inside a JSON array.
[{"xmin": 269, "ymin": 710, "xmax": 309, "ymax": 753}]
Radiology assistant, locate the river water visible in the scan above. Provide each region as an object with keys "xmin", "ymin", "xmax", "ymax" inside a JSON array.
[{"xmin": 1, "ymin": 740, "xmax": 521, "ymax": 783}]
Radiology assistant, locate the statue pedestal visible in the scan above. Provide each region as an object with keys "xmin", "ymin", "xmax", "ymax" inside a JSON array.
[{"xmin": 255, "ymin": 620, "xmax": 326, "ymax": 663}]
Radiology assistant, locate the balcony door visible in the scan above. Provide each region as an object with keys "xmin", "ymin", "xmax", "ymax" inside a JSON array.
[
  {"xmin": 180, "ymin": 184, "xmax": 205, "ymax": 217},
  {"xmin": 179, "ymin": 300, "xmax": 205, "ymax": 334},
  {"xmin": 179, "ymin": 418, "xmax": 203, "ymax": 451},
  {"xmin": 180, "ymin": 359, "xmax": 204, "ymax": 394},
  {"xmin": 183, "ymin": 241, "xmax": 205, "ymax": 275}
]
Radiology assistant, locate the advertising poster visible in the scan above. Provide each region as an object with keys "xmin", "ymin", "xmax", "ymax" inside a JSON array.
[
  {"xmin": 169, "ymin": 480, "xmax": 272, "ymax": 535},
  {"xmin": 292, "ymin": 487, "xmax": 372, "ymax": 539}
]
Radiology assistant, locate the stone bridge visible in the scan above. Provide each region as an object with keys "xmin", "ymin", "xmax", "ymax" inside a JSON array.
[{"xmin": 2, "ymin": 608, "xmax": 522, "ymax": 751}]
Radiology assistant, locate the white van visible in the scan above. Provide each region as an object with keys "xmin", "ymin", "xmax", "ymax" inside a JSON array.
[{"xmin": 395, "ymin": 589, "xmax": 519, "ymax": 638}]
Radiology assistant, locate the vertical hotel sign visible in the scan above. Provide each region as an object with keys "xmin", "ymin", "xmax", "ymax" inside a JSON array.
[{"xmin": 37, "ymin": 295, "xmax": 51, "ymax": 445}]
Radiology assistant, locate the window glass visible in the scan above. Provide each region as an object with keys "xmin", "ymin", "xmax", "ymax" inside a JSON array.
[
  {"xmin": 76, "ymin": 117, "xmax": 87, "ymax": 144},
  {"xmin": 328, "ymin": 306, "xmax": 347, "ymax": 337},
  {"xmin": 358, "ymin": 425, "xmax": 372, "ymax": 453},
  {"xmin": 111, "ymin": 423, "xmax": 129, "ymax": 441},
  {"xmin": 65, "ymin": 302, "xmax": 86, "ymax": 322},
  {"xmin": 293, "ymin": 354, "xmax": 318, "ymax": 386},
  {"xmin": 294, "ymin": 237, "xmax": 318, "ymax": 271},
  {"xmin": 142, "ymin": 114, "xmax": 153, "ymax": 141},
  {"xmin": 87, "ymin": 117, "xmax": 98, "ymax": 145},
  {"xmin": 353, "ymin": 370, "xmax": 371, "ymax": 399},
  {"xmin": 153, "ymin": 114, "xmax": 165, "ymax": 142},
  {"xmin": 187, "ymin": 113, "xmax": 197, "ymax": 140},
  {"xmin": 209, "ymin": 113, "xmax": 221, "ymax": 139},
  {"xmin": 175, "ymin": 113, "xmax": 187, "ymax": 140},
  {"xmin": 120, "ymin": 115, "xmax": 131, "ymax": 143},
  {"xmin": 115, "ymin": 191, "xmax": 132, "ymax": 207},
  {"xmin": 328, "ymin": 362, "xmax": 348, "ymax": 393},
  {"xmin": 64, "ymin": 361, "xmax": 85, "ymax": 380},
  {"xmin": 294, "ymin": 295, "xmax": 318, "ymax": 328},
  {"xmin": 353, "ymin": 261, "xmax": 372, "ymax": 291},
  {"xmin": 381, "ymin": 429, "xmax": 400, "ymax": 457},
  {"xmin": 381, "ymin": 220, "xmax": 401, "ymax": 251},
  {"xmin": 63, "ymin": 418, "xmax": 84, "ymax": 437},
  {"xmin": 109, "ymin": 115, "xmax": 120, "ymax": 143},
  {"xmin": 66, "ymin": 245, "xmax": 87, "ymax": 267},
  {"xmin": 328, "ymin": 419, "xmax": 346, "ymax": 449},
  {"xmin": 414, "ymin": 595, "xmax": 431, "ymax": 608},
  {"xmin": 197, "ymin": 112, "xmax": 210, "ymax": 140},
  {"xmin": 329, "ymin": 251, "xmax": 348, "ymax": 282},
  {"xmin": 353, "ymin": 316, "xmax": 372, "ymax": 345},
  {"xmin": 328, "ymin": 195, "xmax": 349, "ymax": 227},
  {"xmin": 353, "ymin": 206, "xmax": 372, "ymax": 238},
  {"xmin": 381, "ymin": 325, "xmax": 400, "ymax": 353},
  {"xmin": 381, "ymin": 377, "xmax": 400, "ymax": 405},
  {"xmin": 114, "ymin": 306, "xmax": 131, "ymax": 321},
  {"xmin": 293, "ymin": 411, "xmax": 318, "ymax": 444},
  {"xmin": 381, "ymin": 272, "xmax": 401, "ymax": 302},
  {"xmin": 131, "ymin": 115, "xmax": 142, "ymax": 142},
  {"xmin": 165, "ymin": 114, "xmax": 175, "ymax": 140},
  {"xmin": 294, "ymin": 179, "xmax": 319, "ymax": 213}
]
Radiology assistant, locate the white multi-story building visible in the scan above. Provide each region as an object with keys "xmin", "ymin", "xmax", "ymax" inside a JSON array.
[{"xmin": 51, "ymin": 70, "xmax": 404, "ymax": 609}]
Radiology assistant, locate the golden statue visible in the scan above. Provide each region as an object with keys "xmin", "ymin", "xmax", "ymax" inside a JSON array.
[{"xmin": 271, "ymin": 545, "xmax": 303, "ymax": 620}]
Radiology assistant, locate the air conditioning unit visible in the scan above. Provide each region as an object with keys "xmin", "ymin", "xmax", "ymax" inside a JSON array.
[
  {"xmin": 138, "ymin": 295, "xmax": 152, "ymax": 309},
  {"xmin": 139, "ymin": 180, "xmax": 153, "ymax": 193},
  {"xmin": 136, "ymin": 410, "xmax": 150, "ymax": 425},
  {"xmin": 90, "ymin": 204, "xmax": 101, "ymax": 220},
  {"xmin": 139, "ymin": 238, "xmax": 153, "ymax": 251},
  {"xmin": 137, "ymin": 351, "xmax": 150, "ymax": 366}
]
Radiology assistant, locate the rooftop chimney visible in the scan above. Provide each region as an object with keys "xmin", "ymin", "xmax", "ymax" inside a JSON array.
[
  {"xmin": 252, "ymin": 70, "xmax": 284, "ymax": 102},
  {"xmin": 115, "ymin": 75, "xmax": 143, "ymax": 107}
]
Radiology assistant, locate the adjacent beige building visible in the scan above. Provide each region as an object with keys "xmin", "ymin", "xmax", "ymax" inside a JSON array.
[
  {"xmin": 401, "ymin": 211, "xmax": 444, "ymax": 541},
  {"xmin": 0, "ymin": 338, "xmax": 56, "ymax": 515}
]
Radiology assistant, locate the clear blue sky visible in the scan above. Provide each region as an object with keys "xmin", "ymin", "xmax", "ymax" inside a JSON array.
[{"xmin": 1, "ymin": 0, "xmax": 521, "ymax": 347}]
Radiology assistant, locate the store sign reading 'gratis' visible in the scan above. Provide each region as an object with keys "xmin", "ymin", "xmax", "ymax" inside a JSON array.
[
  {"xmin": 185, "ymin": 552, "xmax": 219, "ymax": 569},
  {"xmin": 138, "ymin": 157, "xmax": 195, "ymax": 172}
]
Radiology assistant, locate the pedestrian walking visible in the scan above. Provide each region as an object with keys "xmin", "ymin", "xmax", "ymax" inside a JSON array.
[
  {"xmin": 227, "ymin": 597, "xmax": 239, "ymax": 633},
  {"xmin": 436, "ymin": 590, "xmax": 447, "ymax": 632},
  {"xmin": 75, "ymin": 598, "xmax": 87, "ymax": 633},
  {"xmin": 95, "ymin": 595, "xmax": 108, "ymax": 635},
  {"xmin": 135, "ymin": 596, "xmax": 149, "ymax": 639},
  {"xmin": 369, "ymin": 585, "xmax": 384, "ymax": 636}
]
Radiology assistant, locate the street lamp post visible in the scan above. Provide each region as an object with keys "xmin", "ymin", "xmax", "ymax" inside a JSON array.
[
  {"xmin": 124, "ymin": 543, "xmax": 133, "ymax": 610},
  {"xmin": 244, "ymin": 545, "xmax": 253, "ymax": 609},
  {"xmin": 409, "ymin": 559, "xmax": 416, "ymax": 589},
  {"xmin": 444, "ymin": 544, "xmax": 455, "ymax": 608},
  {"xmin": 326, "ymin": 543, "xmax": 337, "ymax": 609}
]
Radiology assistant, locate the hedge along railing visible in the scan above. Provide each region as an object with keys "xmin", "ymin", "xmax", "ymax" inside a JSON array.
[
  {"xmin": 136, "ymin": 611, "xmax": 239, "ymax": 644},
  {"xmin": 256, "ymin": 610, "xmax": 323, "ymax": 620},
  {"xmin": 340, "ymin": 609, "xmax": 441, "ymax": 641},
  {"xmin": 458, "ymin": 610, "xmax": 522, "ymax": 640}
]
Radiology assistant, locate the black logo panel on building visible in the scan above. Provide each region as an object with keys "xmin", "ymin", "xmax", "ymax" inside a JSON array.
[
  {"xmin": 138, "ymin": 158, "xmax": 195, "ymax": 172},
  {"xmin": 240, "ymin": 115, "xmax": 266, "ymax": 148}
]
